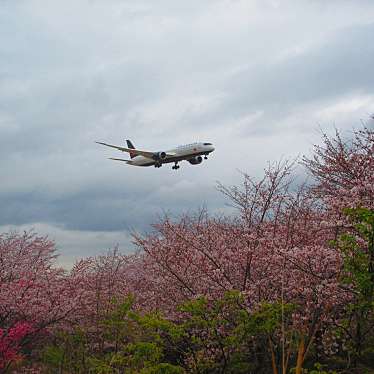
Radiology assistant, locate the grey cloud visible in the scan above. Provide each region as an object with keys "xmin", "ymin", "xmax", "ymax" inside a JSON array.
[
  {"xmin": 1, "ymin": 0, "xmax": 374, "ymax": 263},
  {"xmin": 0, "ymin": 176, "xmax": 225, "ymax": 232},
  {"xmin": 215, "ymin": 23, "xmax": 374, "ymax": 132}
]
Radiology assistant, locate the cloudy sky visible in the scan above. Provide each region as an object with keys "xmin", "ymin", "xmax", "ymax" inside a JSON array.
[{"xmin": 1, "ymin": 0, "xmax": 374, "ymax": 267}]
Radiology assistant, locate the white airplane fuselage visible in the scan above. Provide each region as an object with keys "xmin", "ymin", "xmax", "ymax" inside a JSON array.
[
  {"xmin": 128, "ymin": 142, "xmax": 215, "ymax": 167},
  {"xmin": 96, "ymin": 139, "xmax": 215, "ymax": 170}
]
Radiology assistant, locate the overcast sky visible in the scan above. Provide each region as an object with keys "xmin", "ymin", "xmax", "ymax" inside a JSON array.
[{"xmin": 1, "ymin": 0, "xmax": 374, "ymax": 267}]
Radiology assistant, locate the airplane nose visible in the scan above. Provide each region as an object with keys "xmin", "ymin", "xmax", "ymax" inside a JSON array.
[{"xmin": 210, "ymin": 145, "xmax": 215, "ymax": 152}]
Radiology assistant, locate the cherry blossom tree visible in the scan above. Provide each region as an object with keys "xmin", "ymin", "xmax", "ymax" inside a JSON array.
[
  {"xmin": 0, "ymin": 322, "xmax": 33, "ymax": 371},
  {"xmin": 304, "ymin": 127, "xmax": 374, "ymax": 369},
  {"xmin": 0, "ymin": 231, "xmax": 81, "ymax": 371},
  {"xmin": 302, "ymin": 127, "xmax": 373, "ymax": 212},
  {"xmin": 133, "ymin": 160, "xmax": 350, "ymax": 373}
]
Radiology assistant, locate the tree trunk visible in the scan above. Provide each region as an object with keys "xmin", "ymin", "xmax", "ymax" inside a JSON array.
[
  {"xmin": 295, "ymin": 337, "xmax": 305, "ymax": 374},
  {"xmin": 268, "ymin": 337, "xmax": 278, "ymax": 374}
]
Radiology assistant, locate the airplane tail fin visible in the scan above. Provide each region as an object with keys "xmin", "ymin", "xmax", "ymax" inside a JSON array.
[{"xmin": 126, "ymin": 139, "xmax": 136, "ymax": 158}]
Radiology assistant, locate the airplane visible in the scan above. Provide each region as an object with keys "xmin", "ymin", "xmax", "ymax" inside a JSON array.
[{"xmin": 96, "ymin": 139, "xmax": 215, "ymax": 170}]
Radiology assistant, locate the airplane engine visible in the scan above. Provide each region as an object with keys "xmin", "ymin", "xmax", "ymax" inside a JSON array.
[
  {"xmin": 188, "ymin": 156, "xmax": 203, "ymax": 165},
  {"xmin": 154, "ymin": 151, "xmax": 167, "ymax": 160}
]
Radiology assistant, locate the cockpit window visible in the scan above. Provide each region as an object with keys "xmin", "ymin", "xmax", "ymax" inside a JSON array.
[{"xmin": 203, "ymin": 142, "xmax": 212, "ymax": 145}]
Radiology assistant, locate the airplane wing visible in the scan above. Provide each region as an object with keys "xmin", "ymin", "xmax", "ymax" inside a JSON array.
[
  {"xmin": 109, "ymin": 157, "xmax": 130, "ymax": 162},
  {"xmin": 96, "ymin": 141, "xmax": 175, "ymax": 159},
  {"xmin": 109, "ymin": 157, "xmax": 137, "ymax": 165}
]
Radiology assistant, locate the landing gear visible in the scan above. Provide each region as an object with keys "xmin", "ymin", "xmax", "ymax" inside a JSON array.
[
  {"xmin": 204, "ymin": 155, "xmax": 208, "ymax": 160},
  {"xmin": 172, "ymin": 162, "xmax": 180, "ymax": 170},
  {"xmin": 154, "ymin": 161, "xmax": 162, "ymax": 168}
]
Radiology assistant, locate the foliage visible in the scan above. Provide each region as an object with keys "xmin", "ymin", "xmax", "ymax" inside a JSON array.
[
  {"xmin": 41, "ymin": 291, "xmax": 297, "ymax": 374},
  {"xmin": 291, "ymin": 362, "xmax": 337, "ymax": 374},
  {"xmin": 178, "ymin": 291, "xmax": 295, "ymax": 373},
  {"xmin": 332, "ymin": 207, "xmax": 374, "ymax": 367},
  {"xmin": 42, "ymin": 296, "xmax": 184, "ymax": 373}
]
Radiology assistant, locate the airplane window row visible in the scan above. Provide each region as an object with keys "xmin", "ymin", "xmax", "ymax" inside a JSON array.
[{"xmin": 179, "ymin": 143, "xmax": 198, "ymax": 148}]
